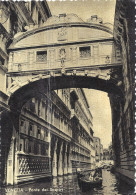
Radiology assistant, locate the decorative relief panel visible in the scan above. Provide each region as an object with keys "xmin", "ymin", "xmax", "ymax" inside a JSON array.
[
  {"xmin": 59, "ymin": 48, "xmax": 66, "ymax": 69},
  {"xmin": 58, "ymin": 27, "xmax": 67, "ymax": 41},
  {"xmin": 49, "ymin": 49, "xmax": 55, "ymax": 67},
  {"xmin": 70, "ymin": 47, "xmax": 77, "ymax": 63},
  {"xmin": 28, "ymin": 52, "xmax": 34, "ymax": 66},
  {"xmin": 14, "ymin": 52, "xmax": 28, "ymax": 64}
]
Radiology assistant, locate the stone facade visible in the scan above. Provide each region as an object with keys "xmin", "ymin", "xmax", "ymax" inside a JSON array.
[
  {"xmin": 0, "ymin": 1, "xmax": 51, "ymax": 185},
  {"xmin": 6, "ymin": 88, "xmax": 94, "ymax": 184},
  {"xmin": 103, "ymin": 149, "xmax": 110, "ymax": 161},
  {"xmin": 0, "ymin": 1, "xmax": 51, "ymax": 93},
  {"xmin": 93, "ymin": 137, "xmax": 103, "ymax": 162},
  {"xmin": 109, "ymin": 0, "xmax": 135, "ymax": 185}
]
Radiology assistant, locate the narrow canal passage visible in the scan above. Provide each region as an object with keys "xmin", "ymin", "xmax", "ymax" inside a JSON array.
[{"xmin": 2, "ymin": 170, "xmax": 134, "ymax": 195}]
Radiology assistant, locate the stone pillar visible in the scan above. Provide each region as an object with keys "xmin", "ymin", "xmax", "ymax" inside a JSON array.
[
  {"xmin": 63, "ymin": 144, "xmax": 68, "ymax": 175},
  {"xmin": 67, "ymin": 145, "xmax": 72, "ymax": 174},
  {"xmin": 52, "ymin": 138, "xmax": 58, "ymax": 177},
  {"xmin": 1, "ymin": 110, "xmax": 20, "ymax": 185},
  {"xmin": 7, "ymin": 136, "xmax": 15, "ymax": 185},
  {"xmin": 58, "ymin": 142, "xmax": 63, "ymax": 176},
  {"xmin": 48, "ymin": 131, "xmax": 51, "ymax": 157},
  {"xmin": 48, "ymin": 132, "xmax": 51, "ymax": 173}
]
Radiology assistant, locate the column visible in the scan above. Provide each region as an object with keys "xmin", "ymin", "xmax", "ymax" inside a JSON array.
[
  {"xmin": 63, "ymin": 144, "xmax": 68, "ymax": 175},
  {"xmin": 48, "ymin": 132, "xmax": 51, "ymax": 173},
  {"xmin": 52, "ymin": 139, "xmax": 58, "ymax": 177},
  {"xmin": 67, "ymin": 145, "xmax": 72, "ymax": 174},
  {"xmin": 7, "ymin": 136, "xmax": 15, "ymax": 185},
  {"xmin": 1, "ymin": 110, "xmax": 20, "ymax": 185},
  {"xmin": 48, "ymin": 131, "xmax": 51, "ymax": 157},
  {"xmin": 58, "ymin": 142, "xmax": 63, "ymax": 176}
]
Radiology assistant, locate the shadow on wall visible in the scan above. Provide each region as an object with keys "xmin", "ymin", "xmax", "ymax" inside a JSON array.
[{"xmin": 1, "ymin": 110, "xmax": 14, "ymax": 185}]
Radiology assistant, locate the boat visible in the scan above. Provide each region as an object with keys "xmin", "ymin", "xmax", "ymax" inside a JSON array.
[
  {"xmin": 78, "ymin": 176, "xmax": 102, "ymax": 192},
  {"xmin": 77, "ymin": 171, "xmax": 86, "ymax": 179},
  {"xmin": 78, "ymin": 168, "xmax": 102, "ymax": 192},
  {"xmin": 110, "ymin": 165, "xmax": 115, "ymax": 173}
]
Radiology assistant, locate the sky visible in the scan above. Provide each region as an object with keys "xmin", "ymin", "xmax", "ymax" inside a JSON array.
[
  {"xmin": 84, "ymin": 89, "xmax": 112, "ymax": 148},
  {"xmin": 48, "ymin": 0, "xmax": 116, "ymax": 25},
  {"xmin": 47, "ymin": 0, "xmax": 116, "ymax": 148}
]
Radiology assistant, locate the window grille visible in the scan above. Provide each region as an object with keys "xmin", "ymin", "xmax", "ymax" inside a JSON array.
[
  {"xmin": 36, "ymin": 51, "xmax": 47, "ymax": 62},
  {"xmin": 79, "ymin": 46, "xmax": 91, "ymax": 58}
]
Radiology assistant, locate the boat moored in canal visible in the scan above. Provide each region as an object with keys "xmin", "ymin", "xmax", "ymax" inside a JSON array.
[
  {"xmin": 78, "ymin": 176, "xmax": 102, "ymax": 192},
  {"xmin": 78, "ymin": 168, "xmax": 102, "ymax": 192}
]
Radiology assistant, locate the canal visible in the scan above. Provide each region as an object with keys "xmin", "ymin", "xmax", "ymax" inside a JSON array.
[{"xmin": 1, "ymin": 170, "xmax": 134, "ymax": 195}]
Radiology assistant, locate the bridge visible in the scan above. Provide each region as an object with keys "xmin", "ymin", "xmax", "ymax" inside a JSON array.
[
  {"xmin": 7, "ymin": 14, "xmax": 122, "ymax": 111},
  {"xmin": 1, "ymin": 9, "xmax": 134, "ymax": 187}
]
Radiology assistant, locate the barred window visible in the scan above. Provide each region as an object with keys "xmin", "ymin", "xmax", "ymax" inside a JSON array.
[
  {"xmin": 36, "ymin": 51, "xmax": 47, "ymax": 62},
  {"xmin": 29, "ymin": 123, "xmax": 33, "ymax": 136},
  {"xmin": 79, "ymin": 46, "xmax": 91, "ymax": 58}
]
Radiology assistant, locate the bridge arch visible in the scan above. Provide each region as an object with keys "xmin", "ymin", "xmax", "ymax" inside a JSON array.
[{"xmin": 8, "ymin": 74, "xmax": 123, "ymax": 113}]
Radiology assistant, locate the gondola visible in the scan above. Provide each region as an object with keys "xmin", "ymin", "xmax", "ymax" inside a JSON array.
[
  {"xmin": 78, "ymin": 177, "xmax": 102, "ymax": 192},
  {"xmin": 78, "ymin": 168, "xmax": 102, "ymax": 192},
  {"xmin": 110, "ymin": 165, "xmax": 115, "ymax": 173},
  {"xmin": 77, "ymin": 171, "xmax": 85, "ymax": 179}
]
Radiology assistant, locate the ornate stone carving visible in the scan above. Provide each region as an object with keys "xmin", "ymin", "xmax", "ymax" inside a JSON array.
[
  {"xmin": 105, "ymin": 55, "xmax": 110, "ymax": 64},
  {"xmin": 87, "ymin": 15, "xmax": 103, "ymax": 24},
  {"xmin": 58, "ymin": 27, "xmax": 67, "ymax": 41},
  {"xmin": 59, "ymin": 48, "xmax": 66, "ymax": 74}
]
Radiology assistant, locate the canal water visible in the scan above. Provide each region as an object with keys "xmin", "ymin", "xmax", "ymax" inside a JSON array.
[{"xmin": 1, "ymin": 170, "xmax": 135, "ymax": 195}]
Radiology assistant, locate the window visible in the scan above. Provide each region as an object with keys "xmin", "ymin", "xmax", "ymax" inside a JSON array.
[
  {"xmin": 20, "ymin": 138, "xmax": 24, "ymax": 152},
  {"xmin": 21, "ymin": 120, "xmax": 24, "ymax": 127},
  {"xmin": 38, "ymin": 12, "xmax": 42, "ymax": 26},
  {"xmin": 79, "ymin": 46, "xmax": 91, "ymax": 58},
  {"xmin": 36, "ymin": 51, "xmax": 47, "ymax": 62},
  {"xmin": 29, "ymin": 99, "xmax": 35, "ymax": 113},
  {"xmin": 29, "ymin": 123, "xmax": 33, "ymax": 136},
  {"xmin": 0, "ymin": 55, "xmax": 5, "ymax": 66},
  {"xmin": 38, "ymin": 100, "xmax": 40, "ymax": 116},
  {"xmin": 25, "ymin": 2, "xmax": 30, "ymax": 11},
  {"xmin": 28, "ymin": 141, "xmax": 33, "ymax": 153},
  {"xmin": 45, "ymin": 130, "xmax": 48, "ymax": 137},
  {"xmin": 37, "ymin": 128, "xmax": 41, "ymax": 139},
  {"xmin": 34, "ymin": 142, "xmax": 38, "ymax": 155},
  {"xmin": 20, "ymin": 120, "xmax": 25, "ymax": 133},
  {"xmin": 38, "ymin": 144, "xmax": 41, "ymax": 154}
]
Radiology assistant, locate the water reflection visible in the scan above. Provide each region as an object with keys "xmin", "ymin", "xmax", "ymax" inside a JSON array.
[{"xmin": 1, "ymin": 170, "xmax": 134, "ymax": 195}]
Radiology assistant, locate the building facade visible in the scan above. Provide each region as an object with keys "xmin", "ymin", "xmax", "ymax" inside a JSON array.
[
  {"xmin": 0, "ymin": 0, "xmax": 51, "ymax": 185},
  {"xmin": 0, "ymin": 1, "xmax": 51, "ymax": 94},
  {"xmin": 2, "ymin": 86, "xmax": 95, "ymax": 184},
  {"xmin": 90, "ymin": 128, "xmax": 96, "ymax": 170},
  {"xmin": 108, "ymin": 143, "xmax": 113, "ymax": 160},
  {"xmin": 100, "ymin": 143, "xmax": 103, "ymax": 161},
  {"xmin": 93, "ymin": 137, "xmax": 103, "ymax": 163},
  {"xmin": 103, "ymin": 144, "xmax": 113, "ymax": 161},
  {"xmin": 110, "ymin": 0, "xmax": 135, "ymax": 185},
  {"xmin": 103, "ymin": 149, "xmax": 110, "ymax": 161},
  {"xmin": 69, "ymin": 88, "xmax": 95, "ymax": 172}
]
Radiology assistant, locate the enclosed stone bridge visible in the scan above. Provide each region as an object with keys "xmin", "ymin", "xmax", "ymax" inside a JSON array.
[{"xmin": 7, "ymin": 14, "xmax": 122, "ymax": 112}]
